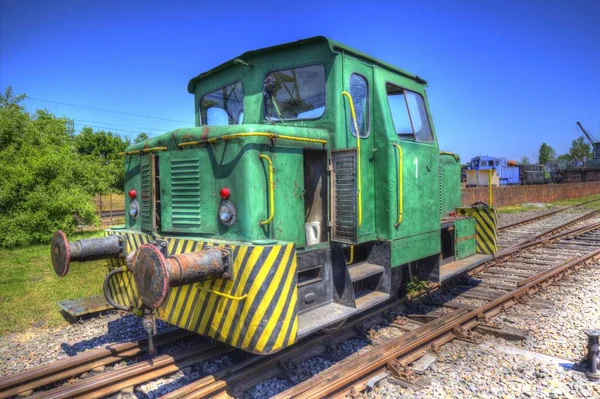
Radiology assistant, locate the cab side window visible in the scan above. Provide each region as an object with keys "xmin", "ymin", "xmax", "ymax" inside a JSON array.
[
  {"xmin": 386, "ymin": 83, "xmax": 433, "ymax": 143},
  {"xmin": 349, "ymin": 74, "xmax": 369, "ymax": 138}
]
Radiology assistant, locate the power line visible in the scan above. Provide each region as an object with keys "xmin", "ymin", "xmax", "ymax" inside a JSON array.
[
  {"xmin": 74, "ymin": 119, "xmax": 166, "ymax": 132},
  {"xmin": 26, "ymin": 97, "xmax": 194, "ymax": 124}
]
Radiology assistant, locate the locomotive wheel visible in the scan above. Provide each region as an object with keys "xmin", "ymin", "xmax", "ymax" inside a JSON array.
[
  {"xmin": 320, "ymin": 319, "xmax": 346, "ymax": 334},
  {"xmin": 470, "ymin": 201, "xmax": 489, "ymax": 208}
]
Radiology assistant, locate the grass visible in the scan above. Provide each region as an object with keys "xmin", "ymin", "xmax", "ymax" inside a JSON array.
[
  {"xmin": 497, "ymin": 193, "xmax": 600, "ymax": 214},
  {"xmin": 0, "ymin": 231, "xmax": 108, "ymax": 336}
]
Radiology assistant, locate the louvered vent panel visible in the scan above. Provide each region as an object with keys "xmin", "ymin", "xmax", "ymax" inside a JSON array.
[
  {"xmin": 170, "ymin": 158, "xmax": 201, "ymax": 229},
  {"xmin": 140, "ymin": 156, "xmax": 153, "ymax": 230},
  {"xmin": 331, "ymin": 149, "xmax": 357, "ymax": 243}
]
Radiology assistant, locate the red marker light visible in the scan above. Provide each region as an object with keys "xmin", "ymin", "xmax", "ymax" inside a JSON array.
[
  {"xmin": 128, "ymin": 189, "xmax": 137, "ymax": 200},
  {"xmin": 219, "ymin": 187, "xmax": 230, "ymax": 200}
]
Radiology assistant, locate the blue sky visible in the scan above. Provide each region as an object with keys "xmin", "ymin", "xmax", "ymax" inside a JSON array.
[{"xmin": 1, "ymin": 0, "xmax": 599, "ymax": 162}]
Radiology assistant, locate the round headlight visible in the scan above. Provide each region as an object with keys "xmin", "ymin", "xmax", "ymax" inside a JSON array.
[
  {"xmin": 218, "ymin": 201, "xmax": 236, "ymax": 226},
  {"xmin": 129, "ymin": 200, "xmax": 139, "ymax": 219}
]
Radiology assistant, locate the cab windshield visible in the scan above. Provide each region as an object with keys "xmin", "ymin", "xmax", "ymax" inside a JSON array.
[
  {"xmin": 200, "ymin": 82, "xmax": 244, "ymax": 125},
  {"xmin": 263, "ymin": 64, "xmax": 326, "ymax": 121}
]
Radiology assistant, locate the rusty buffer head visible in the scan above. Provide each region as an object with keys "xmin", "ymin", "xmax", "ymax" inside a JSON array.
[
  {"xmin": 51, "ymin": 230, "xmax": 71, "ymax": 277},
  {"xmin": 132, "ymin": 244, "xmax": 228, "ymax": 309},
  {"xmin": 50, "ymin": 231, "xmax": 125, "ymax": 277}
]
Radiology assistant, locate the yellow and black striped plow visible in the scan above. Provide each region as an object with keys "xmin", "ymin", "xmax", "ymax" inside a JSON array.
[
  {"xmin": 456, "ymin": 207, "xmax": 498, "ymax": 254},
  {"xmin": 104, "ymin": 229, "xmax": 298, "ymax": 354}
]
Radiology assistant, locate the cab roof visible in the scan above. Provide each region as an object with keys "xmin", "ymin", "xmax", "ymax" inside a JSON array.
[{"xmin": 187, "ymin": 36, "xmax": 427, "ymax": 93}]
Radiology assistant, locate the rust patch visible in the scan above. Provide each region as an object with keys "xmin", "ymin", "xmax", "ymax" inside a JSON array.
[{"xmin": 200, "ymin": 126, "xmax": 210, "ymax": 141}]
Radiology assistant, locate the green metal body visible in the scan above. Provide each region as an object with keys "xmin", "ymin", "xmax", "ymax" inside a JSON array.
[
  {"xmin": 123, "ymin": 36, "xmax": 473, "ymax": 270},
  {"xmin": 454, "ymin": 218, "xmax": 476, "ymax": 260}
]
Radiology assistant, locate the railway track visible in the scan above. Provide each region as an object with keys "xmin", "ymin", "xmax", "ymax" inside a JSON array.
[
  {"xmin": 4, "ymin": 211, "xmax": 600, "ymax": 399},
  {"xmin": 497, "ymin": 198, "xmax": 600, "ymax": 248}
]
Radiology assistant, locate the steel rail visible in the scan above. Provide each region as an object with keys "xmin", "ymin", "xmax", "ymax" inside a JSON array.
[
  {"xmin": 27, "ymin": 342, "xmax": 230, "ymax": 399},
  {"xmin": 278, "ymin": 239, "xmax": 600, "ymax": 398},
  {"xmin": 0, "ymin": 328, "xmax": 187, "ymax": 399},
  {"xmin": 498, "ymin": 197, "xmax": 600, "ymax": 231},
  {"xmin": 509, "ymin": 208, "xmax": 600, "ymax": 247},
  {"xmin": 159, "ymin": 299, "xmax": 410, "ymax": 399}
]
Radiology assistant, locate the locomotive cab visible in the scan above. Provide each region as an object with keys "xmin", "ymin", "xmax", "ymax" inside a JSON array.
[{"xmin": 51, "ymin": 36, "xmax": 498, "ymax": 355}]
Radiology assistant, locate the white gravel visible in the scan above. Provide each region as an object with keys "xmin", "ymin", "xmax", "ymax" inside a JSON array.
[
  {"xmin": 493, "ymin": 263, "xmax": 600, "ymax": 361},
  {"xmin": 369, "ymin": 340, "xmax": 600, "ymax": 399}
]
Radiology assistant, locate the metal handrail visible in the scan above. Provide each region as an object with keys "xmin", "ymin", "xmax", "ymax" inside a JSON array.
[
  {"xmin": 341, "ymin": 91, "xmax": 363, "ymax": 228},
  {"xmin": 178, "ymin": 132, "xmax": 327, "ymax": 148},
  {"xmin": 393, "ymin": 143, "xmax": 403, "ymax": 228},
  {"xmin": 120, "ymin": 146, "xmax": 168, "ymax": 156},
  {"xmin": 196, "ymin": 284, "xmax": 248, "ymax": 301},
  {"xmin": 439, "ymin": 151, "xmax": 460, "ymax": 162},
  {"xmin": 259, "ymin": 153, "xmax": 275, "ymax": 226}
]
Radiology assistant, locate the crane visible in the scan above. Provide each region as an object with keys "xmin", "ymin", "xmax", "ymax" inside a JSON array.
[{"xmin": 577, "ymin": 121, "xmax": 600, "ymax": 159}]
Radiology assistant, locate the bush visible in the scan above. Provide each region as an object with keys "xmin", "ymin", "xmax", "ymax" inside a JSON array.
[{"xmin": 0, "ymin": 87, "xmax": 125, "ymax": 247}]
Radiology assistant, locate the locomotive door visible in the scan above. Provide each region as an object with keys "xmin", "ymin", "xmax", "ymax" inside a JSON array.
[
  {"xmin": 385, "ymin": 83, "xmax": 440, "ymax": 243},
  {"xmin": 337, "ymin": 56, "xmax": 376, "ymax": 244}
]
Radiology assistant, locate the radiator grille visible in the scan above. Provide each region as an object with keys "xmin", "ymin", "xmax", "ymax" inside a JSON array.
[
  {"xmin": 170, "ymin": 158, "xmax": 201, "ymax": 229},
  {"xmin": 331, "ymin": 149, "xmax": 357, "ymax": 243},
  {"xmin": 140, "ymin": 155, "xmax": 153, "ymax": 230}
]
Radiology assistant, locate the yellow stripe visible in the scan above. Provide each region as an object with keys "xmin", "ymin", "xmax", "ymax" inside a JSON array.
[
  {"xmin": 242, "ymin": 245, "xmax": 293, "ymax": 348},
  {"xmin": 197, "ymin": 278, "xmax": 226, "ymax": 334},
  {"xmin": 255, "ymin": 246, "xmax": 296, "ymax": 351},
  {"xmin": 218, "ymin": 246, "xmax": 260, "ymax": 340},
  {"xmin": 231, "ymin": 246, "xmax": 282, "ymax": 346}
]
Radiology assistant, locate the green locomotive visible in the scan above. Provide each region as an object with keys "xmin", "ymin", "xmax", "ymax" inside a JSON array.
[{"xmin": 51, "ymin": 37, "xmax": 498, "ymax": 354}]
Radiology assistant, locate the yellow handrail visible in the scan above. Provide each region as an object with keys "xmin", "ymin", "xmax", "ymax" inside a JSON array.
[
  {"xmin": 393, "ymin": 143, "xmax": 403, "ymax": 228},
  {"xmin": 439, "ymin": 151, "xmax": 460, "ymax": 162},
  {"xmin": 259, "ymin": 153, "xmax": 275, "ymax": 226},
  {"xmin": 488, "ymin": 169, "xmax": 494, "ymax": 206},
  {"xmin": 196, "ymin": 285, "xmax": 248, "ymax": 301},
  {"xmin": 178, "ymin": 132, "xmax": 327, "ymax": 148},
  {"xmin": 341, "ymin": 91, "xmax": 362, "ymax": 228},
  {"xmin": 120, "ymin": 146, "xmax": 168, "ymax": 156}
]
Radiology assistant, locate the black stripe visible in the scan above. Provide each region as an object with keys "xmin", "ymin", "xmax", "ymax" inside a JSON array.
[
  {"xmin": 281, "ymin": 299, "xmax": 298, "ymax": 349},
  {"xmin": 224, "ymin": 247, "xmax": 272, "ymax": 344},
  {"xmin": 108, "ymin": 277, "xmax": 119, "ymax": 306},
  {"xmin": 201, "ymin": 278, "xmax": 228, "ymax": 336},
  {"xmin": 125, "ymin": 272, "xmax": 139, "ymax": 307},
  {"xmin": 175, "ymin": 284, "xmax": 194, "ymax": 326},
  {"xmin": 217, "ymin": 247, "xmax": 254, "ymax": 340},
  {"xmin": 263, "ymin": 265, "xmax": 298, "ymax": 353},
  {"xmin": 233, "ymin": 247, "xmax": 285, "ymax": 348},
  {"xmin": 475, "ymin": 217, "xmax": 496, "ymax": 246},
  {"xmin": 170, "ymin": 239, "xmax": 182, "ymax": 256},
  {"xmin": 114, "ymin": 273, "xmax": 128, "ymax": 305},
  {"xmin": 192, "ymin": 278, "xmax": 219, "ymax": 333},
  {"xmin": 119, "ymin": 272, "xmax": 133, "ymax": 306},
  {"xmin": 184, "ymin": 285, "xmax": 202, "ymax": 330},
  {"xmin": 249, "ymin": 245, "xmax": 295, "ymax": 350},
  {"xmin": 476, "ymin": 230, "xmax": 494, "ymax": 254},
  {"xmin": 478, "ymin": 210, "xmax": 498, "ymax": 236}
]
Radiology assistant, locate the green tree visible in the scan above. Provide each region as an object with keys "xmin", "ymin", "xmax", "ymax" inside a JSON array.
[
  {"xmin": 73, "ymin": 126, "xmax": 128, "ymax": 191},
  {"xmin": 538, "ymin": 143, "xmax": 556, "ymax": 164},
  {"xmin": 0, "ymin": 87, "xmax": 112, "ymax": 247},
  {"xmin": 520, "ymin": 156, "xmax": 530, "ymax": 165},
  {"xmin": 134, "ymin": 132, "xmax": 149, "ymax": 143},
  {"xmin": 568, "ymin": 136, "xmax": 592, "ymax": 161}
]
